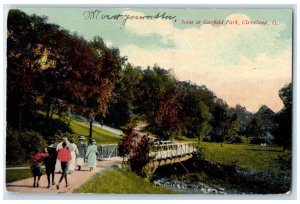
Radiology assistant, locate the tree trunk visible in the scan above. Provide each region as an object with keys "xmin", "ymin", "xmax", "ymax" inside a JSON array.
[
  {"xmin": 89, "ymin": 119, "xmax": 93, "ymax": 138},
  {"xmin": 18, "ymin": 107, "xmax": 22, "ymax": 131},
  {"xmin": 46, "ymin": 101, "xmax": 51, "ymax": 118}
]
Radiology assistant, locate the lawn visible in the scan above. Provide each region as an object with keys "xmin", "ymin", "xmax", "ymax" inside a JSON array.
[
  {"xmin": 199, "ymin": 142, "xmax": 291, "ymax": 176},
  {"xmin": 173, "ymin": 135, "xmax": 198, "ymax": 143},
  {"xmin": 69, "ymin": 120, "xmax": 121, "ymax": 144},
  {"xmin": 74, "ymin": 168, "xmax": 175, "ymax": 194},
  {"xmin": 6, "ymin": 169, "xmax": 46, "ymax": 183}
]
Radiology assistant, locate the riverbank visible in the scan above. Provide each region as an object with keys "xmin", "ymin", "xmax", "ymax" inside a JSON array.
[{"xmin": 151, "ymin": 157, "xmax": 291, "ymax": 194}]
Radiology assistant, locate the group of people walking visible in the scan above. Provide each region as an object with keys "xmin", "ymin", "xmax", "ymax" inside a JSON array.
[{"xmin": 30, "ymin": 136, "xmax": 99, "ymax": 189}]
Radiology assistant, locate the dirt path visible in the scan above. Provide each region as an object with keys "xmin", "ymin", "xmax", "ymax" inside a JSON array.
[{"xmin": 6, "ymin": 159, "xmax": 122, "ymax": 194}]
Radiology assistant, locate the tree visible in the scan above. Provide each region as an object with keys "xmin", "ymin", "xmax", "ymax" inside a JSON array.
[
  {"xmin": 255, "ymin": 105, "xmax": 275, "ymax": 133},
  {"xmin": 228, "ymin": 104, "xmax": 253, "ymax": 135},
  {"xmin": 225, "ymin": 114, "xmax": 241, "ymax": 143},
  {"xmin": 7, "ymin": 10, "xmax": 124, "ymax": 139},
  {"xmin": 180, "ymin": 85, "xmax": 212, "ymax": 143},
  {"xmin": 103, "ymin": 64, "xmax": 143, "ymax": 127},
  {"xmin": 279, "ymin": 83, "xmax": 292, "ymax": 110},
  {"xmin": 274, "ymin": 83, "xmax": 292, "ymax": 151},
  {"xmin": 86, "ymin": 37, "xmax": 125, "ymax": 136},
  {"xmin": 133, "ymin": 65, "xmax": 181, "ymax": 139},
  {"xmin": 210, "ymin": 99, "xmax": 229, "ymax": 146},
  {"xmin": 247, "ymin": 118, "xmax": 264, "ymax": 138},
  {"xmin": 7, "ymin": 10, "xmax": 48, "ymax": 129}
]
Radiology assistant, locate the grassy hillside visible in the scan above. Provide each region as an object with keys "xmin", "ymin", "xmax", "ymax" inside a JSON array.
[
  {"xmin": 70, "ymin": 120, "xmax": 121, "ymax": 144},
  {"xmin": 74, "ymin": 168, "xmax": 175, "ymax": 194},
  {"xmin": 36, "ymin": 110, "xmax": 121, "ymax": 144}
]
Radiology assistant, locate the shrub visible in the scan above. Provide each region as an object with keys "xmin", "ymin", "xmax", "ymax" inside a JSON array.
[
  {"xmin": 20, "ymin": 130, "xmax": 47, "ymax": 157},
  {"xmin": 250, "ymin": 137, "xmax": 266, "ymax": 144},
  {"xmin": 32, "ymin": 115, "xmax": 72, "ymax": 142},
  {"xmin": 118, "ymin": 128, "xmax": 151, "ymax": 177},
  {"xmin": 6, "ymin": 129, "xmax": 47, "ymax": 165},
  {"xmin": 6, "ymin": 129, "xmax": 26, "ymax": 165},
  {"xmin": 226, "ymin": 136, "xmax": 242, "ymax": 144},
  {"xmin": 193, "ymin": 144, "xmax": 205, "ymax": 161}
]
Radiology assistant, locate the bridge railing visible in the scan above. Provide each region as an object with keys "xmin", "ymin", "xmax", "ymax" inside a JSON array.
[
  {"xmin": 97, "ymin": 142, "xmax": 197, "ymax": 160},
  {"xmin": 150, "ymin": 142, "xmax": 197, "ymax": 160},
  {"xmin": 97, "ymin": 144, "xmax": 119, "ymax": 159}
]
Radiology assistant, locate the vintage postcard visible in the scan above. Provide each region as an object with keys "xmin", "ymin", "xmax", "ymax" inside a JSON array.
[{"xmin": 5, "ymin": 7, "xmax": 293, "ymax": 197}]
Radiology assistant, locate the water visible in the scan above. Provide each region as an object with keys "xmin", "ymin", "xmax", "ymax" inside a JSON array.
[{"xmin": 152, "ymin": 177, "xmax": 241, "ymax": 194}]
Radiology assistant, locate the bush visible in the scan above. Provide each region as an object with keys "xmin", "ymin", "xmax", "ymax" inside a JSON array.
[
  {"xmin": 250, "ymin": 137, "xmax": 266, "ymax": 144},
  {"xmin": 32, "ymin": 115, "xmax": 72, "ymax": 142},
  {"xmin": 6, "ymin": 129, "xmax": 26, "ymax": 165},
  {"xmin": 6, "ymin": 129, "xmax": 47, "ymax": 165},
  {"xmin": 118, "ymin": 129, "xmax": 151, "ymax": 177},
  {"xmin": 193, "ymin": 144, "xmax": 205, "ymax": 161},
  {"xmin": 20, "ymin": 130, "xmax": 47, "ymax": 157},
  {"xmin": 226, "ymin": 136, "xmax": 242, "ymax": 144}
]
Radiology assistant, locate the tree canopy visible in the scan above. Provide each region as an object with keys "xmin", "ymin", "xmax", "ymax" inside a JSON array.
[{"xmin": 7, "ymin": 10, "xmax": 292, "ymax": 149}]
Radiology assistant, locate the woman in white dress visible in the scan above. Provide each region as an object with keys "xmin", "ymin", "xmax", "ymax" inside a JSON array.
[{"xmin": 68, "ymin": 138, "xmax": 79, "ymax": 173}]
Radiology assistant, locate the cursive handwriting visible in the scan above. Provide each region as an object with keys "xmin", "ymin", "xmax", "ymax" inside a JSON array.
[{"xmin": 83, "ymin": 9, "xmax": 177, "ymax": 29}]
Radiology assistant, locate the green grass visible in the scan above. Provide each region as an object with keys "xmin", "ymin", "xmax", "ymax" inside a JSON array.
[
  {"xmin": 173, "ymin": 135, "xmax": 198, "ymax": 143},
  {"xmin": 36, "ymin": 110, "xmax": 121, "ymax": 144},
  {"xmin": 199, "ymin": 142, "xmax": 291, "ymax": 176},
  {"xmin": 69, "ymin": 120, "xmax": 121, "ymax": 144},
  {"xmin": 75, "ymin": 168, "xmax": 175, "ymax": 194},
  {"xmin": 6, "ymin": 169, "xmax": 46, "ymax": 183}
]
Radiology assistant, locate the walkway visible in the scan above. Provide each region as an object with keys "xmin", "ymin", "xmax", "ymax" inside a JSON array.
[
  {"xmin": 93, "ymin": 123, "xmax": 123, "ymax": 136},
  {"xmin": 6, "ymin": 160, "xmax": 121, "ymax": 194}
]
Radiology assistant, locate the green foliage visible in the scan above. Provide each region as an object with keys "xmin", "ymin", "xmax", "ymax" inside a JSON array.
[
  {"xmin": 6, "ymin": 129, "xmax": 47, "ymax": 165},
  {"xmin": 30, "ymin": 113, "xmax": 73, "ymax": 142},
  {"xmin": 276, "ymin": 152, "xmax": 291, "ymax": 171},
  {"xmin": 6, "ymin": 129, "xmax": 26, "ymax": 165},
  {"xmin": 273, "ymin": 83, "xmax": 292, "ymax": 150},
  {"xmin": 193, "ymin": 144, "xmax": 205, "ymax": 161},
  {"xmin": 250, "ymin": 137, "xmax": 266, "ymax": 144},
  {"xmin": 20, "ymin": 130, "xmax": 47, "ymax": 155},
  {"xmin": 75, "ymin": 168, "xmax": 175, "ymax": 194},
  {"xmin": 228, "ymin": 104, "xmax": 253, "ymax": 134},
  {"xmin": 279, "ymin": 83, "xmax": 292, "ymax": 110},
  {"xmin": 246, "ymin": 118, "xmax": 264, "ymax": 138}
]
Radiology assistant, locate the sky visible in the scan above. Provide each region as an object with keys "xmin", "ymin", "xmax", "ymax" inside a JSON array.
[{"xmin": 20, "ymin": 7, "xmax": 293, "ymax": 113}]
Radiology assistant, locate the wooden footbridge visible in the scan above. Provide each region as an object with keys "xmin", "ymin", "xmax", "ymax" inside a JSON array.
[{"xmin": 97, "ymin": 142, "xmax": 197, "ymax": 169}]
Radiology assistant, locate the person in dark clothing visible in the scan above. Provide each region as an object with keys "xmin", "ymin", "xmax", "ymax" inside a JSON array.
[
  {"xmin": 44, "ymin": 142, "xmax": 57, "ymax": 188},
  {"xmin": 30, "ymin": 150, "xmax": 49, "ymax": 187}
]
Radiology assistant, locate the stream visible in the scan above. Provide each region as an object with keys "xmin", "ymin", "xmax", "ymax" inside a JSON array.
[
  {"xmin": 150, "ymin": 158, "xmax": 291, "ymax": 194},
  {"xmin": 152, "ymin": 176, "xmax": 241, "ymax": 194}
]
